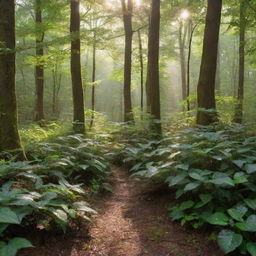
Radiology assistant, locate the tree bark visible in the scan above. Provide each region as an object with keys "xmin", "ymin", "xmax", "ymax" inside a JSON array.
[
  {"xmin": 90, "ymin": 31, "xmax": 96, "ymax": 129},
  {"xmin": 138, "ymin": 29, "xmax": 144, "ymax": 114},
  {"xmin": 234, "ymin": 0, "xmax": 246, "ymax": 124},
  {"xmin": 187, "ymin": 21, "xmax": 197, "ymax": 112},
  {"xmin": 196, "ymin": 0, "xmax": 222, "ymax": 126},
  {"xmin": 0, "ymin": 0, "xmax": 24, "ymax": 156},
  {"xmin": 34, "ymin": 0, "xmax": 45, "ymax": 122},
  {"xmin": 146, "ymin": 0, "xmax": 161, "ymax": 134},
  {"xmin": 70, "ymin": 0, "xmax": 85, "ymax": 133},
  {"xmin": 178, "ymin": 22, "xmax": 187, "ymax": 103},
  {"xmin": 121, "ymin": 0, "xmax": 134, "ymax": 122}
]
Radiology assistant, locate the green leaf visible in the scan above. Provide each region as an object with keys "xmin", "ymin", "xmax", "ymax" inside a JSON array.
[
  {"xmin": 0, "ymin": 208, "xmax": 20, "ymax": 224},
  {"xmin": 166, "ymin": 173, "xmax": 187, "ymax": 187},
  {"xmin": 188, "ymin": 172, "xmax": 205, "ymax": 181},
  {"xmin": 217, "ymin": 230, "xmax": 242, "ymax": 254},
  {"xmin": 245, "ymin": 164, "xmax": 256, "ymax": 174},
  {"xmin": 227, "ymin": 205, "xmax": 247, "ymax": 222},
  {"xmin": 0, "ymin": 238, "xmax": 33, "ymax": 256},
  {"xmin": 206, "ymin": 212, "xmax": 229, "ymax": 226},
  {"xmin": 236, "ymin": 215, "xmax": 256, "ymax": 232},
  {"xmin": 179, "ymin": 200, "xmax": 195, "ymax": 211},
  {"xmin": 244, "ymin": 199, "xmax": 256, "ymax": 210},
  {"xmin": 170, "ymin": 207, "xmax": 184, "ymax": 221},
  {"xmin": 73, "ymin": 202, "xmax": 97, "ymax": 214},
  {"xmin": 184, "ymin": 182, "xmax": 200, "ymax": 191},
  {"xmin": 210, "ymin": 176, "xmax": 234, "ymax": 187},
  {"xmin": 247, "ymin": 242, "xmax": 256, "ymax": 256},
  {"xmin": 195, "ymin": 194, "xmax": 213, "ymax": 208},
  {"xmin": 49, "ymin": 208, "xmax": 68, "ymax": 223}
]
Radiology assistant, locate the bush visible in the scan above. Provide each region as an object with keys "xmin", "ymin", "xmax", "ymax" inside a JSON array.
[
  {"xmin": 122, "ymin": 125, "xmax": 256, "ymax": 255},
  {"xmin": 0, "ymin": 134, "xmax": 110, "ymax": 256}
]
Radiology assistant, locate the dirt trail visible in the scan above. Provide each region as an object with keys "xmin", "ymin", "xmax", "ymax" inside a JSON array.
[
  {"xmin": 19, "ymin": 167, "xmax": 223, "ymax": 256},
  {"xmin": 85, "ymin": 167, "xmax": 223, "ymax": 256}
]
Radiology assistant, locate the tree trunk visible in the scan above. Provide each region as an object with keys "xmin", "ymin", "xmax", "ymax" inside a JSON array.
[
  {"xmin": 215, "ymin": 44, "xmax": 221, "ymax": 94},
  {"xmin": 34, "ymin": 0, "xmax": 45, "ymax": 122},
  {"xmin": 234, "ymin": 0, "xmax": 246, "ymax": 124},
  {"xmin": 178, "ymin": 22, "xmax": 187, "ymax": 103},
  {"xmin": 90, "ymin": 32, "xmax": 96, "ymax": 129},
  {"xmin": 196, "ymin": 0, "xmax": 222, "ymax": 126},
  {"xmin": 138, "ymin": 29, "xmax": 144, "ymax": 114},
  {"xmin": 187, "ymin": 21, "xmax": 197, "ymax": 112},
  {"xmin": 121, "ymin": 0, "xmax": 134, "ymax": 122},
  {"xmin": 0, "ymin": 0, "xmax": 24, "ymax": 156},
  {"xmin": 70, "ymin": 0, "xmax": 85, "ymax": 133},
  {"xmin": 146, "ymin": 0, "xmax": 161, "ymax": 134}
]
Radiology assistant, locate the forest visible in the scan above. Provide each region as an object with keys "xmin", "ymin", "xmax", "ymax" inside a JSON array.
[{"xmin": 1, "ymin": 0, "xmax": 256, "ymax": 255}]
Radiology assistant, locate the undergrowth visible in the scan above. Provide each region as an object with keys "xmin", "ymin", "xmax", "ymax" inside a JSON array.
[
  {"xmin": 121, "ymin": 123, "xmax": 256, "ymax": 255},
  {"xmin": 0, "ymin": 125, "xmax": 111, "ymax": 256}
]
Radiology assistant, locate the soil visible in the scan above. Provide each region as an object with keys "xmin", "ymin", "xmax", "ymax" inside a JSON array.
[{"xmin": 19, "ymin": 167, "xmax": 223, "ymax": 256}]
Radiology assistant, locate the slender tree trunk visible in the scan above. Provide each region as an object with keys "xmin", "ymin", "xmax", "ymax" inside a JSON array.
[
  {"xmin": 196, "ymin": 0, "xmax": 222, "ymax": 125},
  {"xmin": 187, "ymin": 21, "xmax": 197, "ymax": 112},
  {"xmin": 147, "ymin": 0, "xmax": 161, "ymax": 134},
  {"xmin": 215, "ymin": 45, "xmax": 221, "ymax": 94},
  {"xmin": 90, "ymin": 32, "xmax": 96, "ymax": 129},
  {"xmin": 138, "ymin": 29, "xmax": 144, "ymax": 114},
  {"xmin": 0, "ymin": 0, "xmax": 24, "ymax": 156},
  {"xmin": 70, "ymin": 0, "xmax": 85, "ymax": 133},
  {"xmin": 234, "ymin": 0, "xmax": 246, "ymax": 124},
  {"xmin": 121, "ymin": 0, "xmax": 134, "ymax": 122},
  {"xmin": 178, "ymin": 22, "xmax": 187, "ymax": 103},
  {"xmin": 34, "ymin": 0, "xmax": 45, "ymax": 121}
]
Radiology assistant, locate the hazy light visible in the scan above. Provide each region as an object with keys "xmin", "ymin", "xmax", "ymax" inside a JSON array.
[
  {"xmin": 180, "ymin": 9, "xmax": 190, "ymax": 20},
  {"xmin": 171, "ymin": 21, "xmax": 177, "ymax": 26},
  {"xmin": 105, "ymin": 0, "xmax": 141, "ymax": 9}
]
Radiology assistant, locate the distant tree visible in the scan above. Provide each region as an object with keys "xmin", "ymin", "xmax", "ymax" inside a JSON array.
[
  {"xmin": 70, "ymin": 0, "xmax": 85, "ymax": 133},
  {"xmin": 121, "ymin": 0, "xmax": 134, "ymax": 122},
  {"xmin": 196, "ymin": 0, "xmax": 222, "ymax": 125},
  {"xmin": 0, "ymin": 0, "xmax": 24, "ymax": 156},
  {"xmin": 146, "ymin": 0, "xmax": 161, "ymax": 134},
  {"xmin": 34, "ymin": 0, "xmax": 45, "ymax": 122},
  {"xmin": 234, "ymin": 0, "xmax": 246, "ymax": 124}
]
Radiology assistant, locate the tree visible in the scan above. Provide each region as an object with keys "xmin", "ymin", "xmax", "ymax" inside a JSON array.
[
  {"xmin": 234, "ymin": 0, "xmax": 246, "ymax": 124},
  {"xmin": 34, "ymin": 0, "xmax": 45, "ymax": 122},
  {"xmin": 70, "ymin": 0, "xmax": 85, "ymax": 133},
  {"xmin": 121, "ymin": 0, "xmax": 134, "ymax": 122},
  {"xmin": 196, "ymin": 0, "xmax": 222, "ymax": 125},
  {"xmin": 146, "ymin": 0, "xmax": 161, "ymax": 134},
  {"xmin": 0, "ymin": 0, "xmax": 24, "ymax": 156}
]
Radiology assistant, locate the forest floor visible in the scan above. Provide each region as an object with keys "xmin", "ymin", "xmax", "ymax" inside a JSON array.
[{"xmin": 19, "ymin": 167, "xmax": 223, "ymax": 256}]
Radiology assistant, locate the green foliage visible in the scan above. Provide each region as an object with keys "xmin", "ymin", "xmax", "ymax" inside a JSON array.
[
  {"xmin": 0, "ymin": 133, "xmax": 110, "ymax": 255},
  {"xmin": 122, "ymin": 125, "xmax": 256, "ymax": 255}
]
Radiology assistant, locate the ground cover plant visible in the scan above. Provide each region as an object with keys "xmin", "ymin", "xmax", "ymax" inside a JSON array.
[
  {"xmin": 121, "ymin": 124, "xmax": 256, "ymax": 255},
  {"xmin": 0, "ymin": 128, "xmax": 110, "ymax": 256}
]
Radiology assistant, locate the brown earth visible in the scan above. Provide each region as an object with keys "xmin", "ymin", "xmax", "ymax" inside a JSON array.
[{"xmin": 19, "ymin": 167, "xmax": 223, "ymax": 256}]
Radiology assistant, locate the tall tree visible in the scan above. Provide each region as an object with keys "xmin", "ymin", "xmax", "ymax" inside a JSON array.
[
  {"xmin": 90, "ymin": 30, "xmax": 97, "ymax": 129},
  {"xmin": 178, "ymin": 22, "xmax": 187, "ymax": 103},
  {"xmin": 0, "ymin": 0, "xmax": 24, "ymax": 155},
  {"xmin": 196, "ymin": 0, "xmax": 222, "ymax": 125},
  {"xmin": 121, "ymin": 0, "xmax": 134, "ymax": 122},
  {"xmin": 138, "ymin": 29, "xmax": 144, "ymax": 114},
  {"xmin": 34, "ymin": 0, "xmax": 45, "ymax": 122},
  {"xmin": 234, "ymin": 0, "xmax": 246, "ymax": 124},
  {"xmin": 70, "ymin": 0, "xmax": 85, "ymax": 133},
  {"xmin": 146, "ymin": 0, "xmax": 161, "ymax": 134}
]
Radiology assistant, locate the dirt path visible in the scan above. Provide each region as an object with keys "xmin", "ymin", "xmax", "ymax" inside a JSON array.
[
  {"xmin": 85, "ymin": 167, "xmax": 223, "ymax": 256},
  {"xmin": 19, "ymin": 167, "xmax": 223, "ymax": 256}
]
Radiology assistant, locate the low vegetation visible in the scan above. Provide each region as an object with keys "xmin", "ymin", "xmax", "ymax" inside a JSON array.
[
  {"xmin": 122, "ymin": 124, "xmax": 256, "ymax": 255},
  {"xmin": 0, "ymin": 127, "xmax": 110, "ymax": 256}
]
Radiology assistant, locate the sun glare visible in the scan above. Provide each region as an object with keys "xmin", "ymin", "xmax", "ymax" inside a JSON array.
[{"xmin": 180, "ymin": 9, "xmax": 190, "ymax": 20}]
